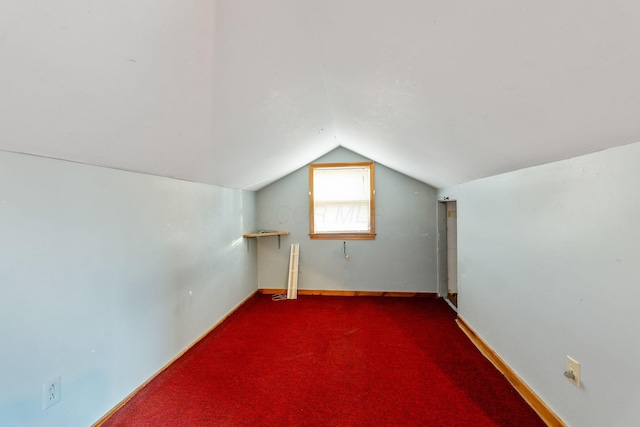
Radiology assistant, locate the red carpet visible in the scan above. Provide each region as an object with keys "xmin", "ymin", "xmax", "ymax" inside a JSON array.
[{"xmin": 102, "ymin": 294, "xmax": 545, "ymax": 426}]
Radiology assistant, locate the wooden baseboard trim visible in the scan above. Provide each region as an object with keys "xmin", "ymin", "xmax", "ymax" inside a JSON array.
[
  {"xmin": 456, "ymin": 316, "xmax": 564, "ymax": 427},
  {"xmin": 93, "ymin": 290, "xmax": 259, "ymax": 427},
  {"xmin": 259, "ymin": 289, "xmax": 437, "ymax": 298}
]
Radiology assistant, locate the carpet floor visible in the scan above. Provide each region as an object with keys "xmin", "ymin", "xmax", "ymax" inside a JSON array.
[{"xmin": 102, "ymin": 294, "xmax": 545, "ymax": 426}]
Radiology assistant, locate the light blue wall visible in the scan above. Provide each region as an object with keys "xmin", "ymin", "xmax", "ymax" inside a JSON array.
[
  {"xmin": 0, "ymin": 151, "xmax": 257, "ymax": 427},
  {"xmin": 255, "ymin": 147, "xmax": 438, "ymax": 292},
  {"xmin": 439, "ymin": 141, "xmax": 640, "ymax": 426}
]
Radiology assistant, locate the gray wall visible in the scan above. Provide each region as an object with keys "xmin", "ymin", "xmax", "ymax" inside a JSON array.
[
  {"xmin": 255, "ymin": 147, "xmax": 438, "ymax": 292},
  {"xmin": 0, "ymin": 151, "xmax": 257, "ymax": 427},
  {"xmin": 439, "ymin": 141, "xmax": 640, "ymax": 426}
]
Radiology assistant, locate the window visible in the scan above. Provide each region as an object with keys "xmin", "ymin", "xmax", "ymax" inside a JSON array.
[{"xmin": 309, "ymin": 162, "xmax": 375, "ymax": 240}]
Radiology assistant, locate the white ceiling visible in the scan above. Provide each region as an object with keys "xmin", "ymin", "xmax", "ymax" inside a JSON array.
[{"xmin": 2, "ymin": 1, "xmax": 640, "ymax": 190}]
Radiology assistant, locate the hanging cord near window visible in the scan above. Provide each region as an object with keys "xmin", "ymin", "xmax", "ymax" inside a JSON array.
[{"xmin": 343, "ymin": 241, "xmax": 350, "ymax": 261}]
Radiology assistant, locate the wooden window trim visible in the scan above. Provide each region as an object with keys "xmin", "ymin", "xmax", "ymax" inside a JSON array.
[{"xmin": 309, "ymin": 162, "xmax": 376, "ymax": 240}]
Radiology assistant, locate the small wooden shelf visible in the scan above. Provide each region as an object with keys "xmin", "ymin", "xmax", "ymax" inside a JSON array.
[
  {"xmin": 243, "ymin": 231, "xmax": 290, "ymax": 249},
  {"xmin": 243, "ymin": 231, "xmax": 290, "ymax": 238}
]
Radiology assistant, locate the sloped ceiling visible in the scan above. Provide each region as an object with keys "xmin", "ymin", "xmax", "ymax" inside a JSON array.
[{"xmin": 2, "ymin": 1, "xmax": 640, "ymax": 190}]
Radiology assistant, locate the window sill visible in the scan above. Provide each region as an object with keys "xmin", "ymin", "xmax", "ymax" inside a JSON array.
[{"xmin": 309, "ymin": 233, "xmax": 376, "ymax": 240}]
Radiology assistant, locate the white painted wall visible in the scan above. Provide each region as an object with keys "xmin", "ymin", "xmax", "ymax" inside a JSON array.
[
  {"xmin": 255, "ymin": 147, "xmax": 438, "ymax": 293},
  {"xmin": 0, "ymin": 152, "xmax": 257, "ymax": 427},
  {"xmin": 438, "ymin": 142, "xmax": 640, "ymax": 426}
]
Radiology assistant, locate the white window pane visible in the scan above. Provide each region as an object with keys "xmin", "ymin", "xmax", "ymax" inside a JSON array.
[
  {"xmin": 314, "ymin": 201, "xmax": 370, "ymax": 233},
  {"xmin": 310, "ymin": 162, "xmax": 374, "ymax": 236},
  {"xmin": 314, "ymin": 167, "xmax": 370, "ymax": 202}
]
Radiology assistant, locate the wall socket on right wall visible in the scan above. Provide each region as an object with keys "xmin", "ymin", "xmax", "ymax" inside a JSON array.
[{"xmin": 565, "ymin": 356, "xmax": 581, "ymax": 388}]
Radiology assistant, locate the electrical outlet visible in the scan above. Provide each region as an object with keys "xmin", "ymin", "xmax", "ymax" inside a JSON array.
[
  {"xmin": 566, "ymin": 356, "xmax": 580, "ymax": 388},
  {"xmin": 42, "ymin": 375, "xmax": 61, "ymax": 410}
]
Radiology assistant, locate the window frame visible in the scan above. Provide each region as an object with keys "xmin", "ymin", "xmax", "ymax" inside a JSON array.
[{"xmin": 308, "ymin": 161, "xmax": 376, "ymax": 240}]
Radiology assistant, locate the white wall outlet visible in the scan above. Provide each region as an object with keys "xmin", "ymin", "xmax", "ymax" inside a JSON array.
[
  {"xmin": 42, "ymin": 375, "xmax": 62, "ymax": 410},
  {"xmin": 565, "ymin": 356, "xmax": 581, "ymax": 388}
]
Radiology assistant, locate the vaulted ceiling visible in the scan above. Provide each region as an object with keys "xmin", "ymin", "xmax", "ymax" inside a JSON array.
[{"xmin": 2, "ymin": 1, "xmax": 640, "ymax": 190}]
